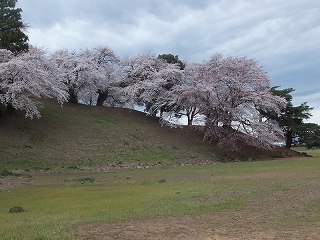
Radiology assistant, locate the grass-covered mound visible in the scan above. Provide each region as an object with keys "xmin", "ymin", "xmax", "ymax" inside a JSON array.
[
  {"xmin": 0, "ymin": 101, "xmax": 304, "ymax": 170},
  {"xmin": 0, "ymin": 101, "xmax": 218, "ymax": 170}
]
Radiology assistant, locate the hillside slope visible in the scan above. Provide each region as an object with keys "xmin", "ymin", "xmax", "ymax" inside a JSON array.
[{"xmin": 0, "ymin": 102, "xmax": 218, "ymax": 169}]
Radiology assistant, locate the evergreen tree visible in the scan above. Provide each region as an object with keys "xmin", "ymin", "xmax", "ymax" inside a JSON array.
[
  {"xmin": 296, "ymin": 123, "xmax": 320, "ymax": 149},
  {"xmin": 0, "ymin": 0, "xmax": 29, "ymax": 54},
  {"xmin": 263, "ymin": 87, "xmax": 313, "ymax": 148},
  {"xmin": 158, "ymin": 54, "xmax": 185, "ymax": 70}
]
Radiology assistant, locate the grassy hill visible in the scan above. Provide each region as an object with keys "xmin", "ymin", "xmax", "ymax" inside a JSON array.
[
  {"xmin": 0, "ymin": 101, "xmax": 219, "ymax": 170},
  {"xmin": 1, "ymin": 102, "xmax": 319, "ymax": 240}
]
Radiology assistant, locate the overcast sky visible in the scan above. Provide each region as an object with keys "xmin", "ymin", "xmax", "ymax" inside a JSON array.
[{"xmin": 18, "ymin": 0, "xmax": 320, "ymax": 124}]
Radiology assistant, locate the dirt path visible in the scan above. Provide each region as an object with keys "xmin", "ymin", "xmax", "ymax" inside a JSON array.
[
  {"xmin": 74, "ymin": 181, "xmax": 320, "ymax": 240},
  {"xmin": 74, "ymin": 212, "xmax": 320, "ymax": 240}
]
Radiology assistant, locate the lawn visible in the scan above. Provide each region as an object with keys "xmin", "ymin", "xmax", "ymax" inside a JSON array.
[{"xmin": 1, "ymin": 150, "xmax": 320, "ymax": 239}]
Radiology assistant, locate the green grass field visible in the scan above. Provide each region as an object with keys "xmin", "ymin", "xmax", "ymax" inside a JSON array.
[
  {"xmin": 1, "ymin": 149, "xmax": 320, "ymax": 239},
  {"xmin": 1, "ymin": 103, "xmax": 319, "ymax": 239}
]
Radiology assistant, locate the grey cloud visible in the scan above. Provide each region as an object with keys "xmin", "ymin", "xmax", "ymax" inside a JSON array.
[{"xmin": 17, "ymin": 0, "xmax": 320, "ymax": 123}]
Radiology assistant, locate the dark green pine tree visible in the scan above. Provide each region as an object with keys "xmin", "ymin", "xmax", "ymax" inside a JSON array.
[
  {"xmin": 158, "ymin": 53, "xmax": 185, "ymax": 70},
  {"xmin": 0, "ymin": 0, "xmax": 29, "ymax": 54},
  {"xmin": 263, "ymin": 87, "xmax": 313, "ymax": 148},
  {"xmin": 296, "ymin": 123, "xmax": 320, "ymax": 149}
]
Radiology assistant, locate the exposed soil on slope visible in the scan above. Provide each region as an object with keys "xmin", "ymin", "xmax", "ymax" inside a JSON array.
[{"xmin": 220, "ymin": 145, "xmax": 309, "ymax": 161}]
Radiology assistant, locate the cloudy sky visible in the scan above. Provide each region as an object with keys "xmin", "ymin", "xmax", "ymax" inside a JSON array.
[{"xmin": 18, "ymin": 0, "xmax": 320, "ymax": 123}]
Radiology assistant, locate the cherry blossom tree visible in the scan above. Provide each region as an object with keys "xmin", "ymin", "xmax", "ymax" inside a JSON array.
[
  {"xmin": 166, "ymin": 63, "xmax": 204, "ymax": 126},
  {"xmin": 197, "ymin": 54, "xmax": 286, "ymax": 150},
  {"xmin": 0, "ymin": 49, "xmax": 14, "ymax": 63},
  {"xmin": 51, "ymin": 47, "xmax": 120, "ymax": 106},
  {"xmin": 50, "ymin": 49, "xmax": 81, "ymax": 104},
  {"xmin": 120, "ymin": 54, "xmax": 182, "ymax": 117},
  {"xmin": 79, "ymin": 47, "xmax": 120, "ymax": 106},
  {"xmin": 140, "ymin": 63, "xmax": 182, "ymax": 117},
  {"xmin": 119, "ymin": 54, "xmax": 160, "ymax": 111},
  {"xmin": 0, "ymin": 46, "xmax": 68, "ymax": 118}
]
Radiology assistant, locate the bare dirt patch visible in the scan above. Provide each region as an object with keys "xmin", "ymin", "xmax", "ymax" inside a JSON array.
[
  {"xmin": 74, "ymin": 173, "xmax": 320, "ymax": 240},
  {"xmin": 74, "ymin": 212, "xmax": 320, "ymax": 240}
]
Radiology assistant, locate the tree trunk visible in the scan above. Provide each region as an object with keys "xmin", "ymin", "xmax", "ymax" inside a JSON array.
[
  {"xmin": 96, "ymin": 90, "xmax": 108, "ymax": 106},
  {"xmin": 187, "ymin": 116, "xmax": 193, "ymax": 126},
  {"xmin": 68, "ymin": 88, "xmax": 78, "ymax": 104},
  {"xmin": 145, "ymin": 102, "xmax": 157, "ymax": 117},
  {"xmin": 285, "ymin": 130, "xmax": 292, "ymax": 149}
]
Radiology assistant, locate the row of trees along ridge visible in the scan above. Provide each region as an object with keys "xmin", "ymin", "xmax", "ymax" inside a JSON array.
[{"xmin": 0, "ymin": 0, "xmax": 317, "ymax": 151}]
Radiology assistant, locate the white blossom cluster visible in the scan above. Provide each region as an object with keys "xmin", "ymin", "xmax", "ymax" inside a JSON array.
[{"xmin": 0, "ymin": 46, "xmax": 286, "ymax": 149}]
